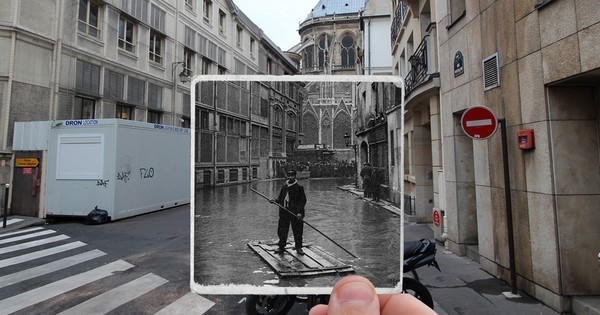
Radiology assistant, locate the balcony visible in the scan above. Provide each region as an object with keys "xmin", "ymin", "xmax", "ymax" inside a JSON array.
[
  {"xmin": 390, "ymin": 1, "xmax": 409, "ymax": 48},
  {"xmin": 404, "ymin": 35, "xmax": 430, "ymax": 96}
]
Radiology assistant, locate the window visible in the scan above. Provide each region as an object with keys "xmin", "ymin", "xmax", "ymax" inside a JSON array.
[
  {"xmin": 236, "ymin": 25, "xmax": 243, "ymax": 48},
  {"xmin": 78, "ymin": 0, "xmax": 101, "ymax": 38},
  {"xmin": 303, "ymin": 45, "xmax": 314, "ymax": 70},
  {"xmin": 76, "ymin": 60, "xmax": 101, "ymax": 95},
  {"xmin": 76, "ymin": 97, "xmax": 95, "ymax": 119},
  {"xmin": 127, "ymin": 77, "xmax": 145, "ymax": 105},
  {"xmin": 449, "ymin": 0, "xmax": 466, "ymax": 25},
  {"xmin": 267, "ymin": 58, "xmax": 273, "ymax": 74},
  {"xmin": 104, "ymin": 70, "xmax": 124, "ymax": 101},
  {"xmin": 218, "ymin": 10, "xmax": 226, "ymax": 34},
  {"xmin": 122, "ymin": 0, "xmax": 148, "ymax": 21},
  {"xmin": 150, "ymin": 5, "xmax": 165, "ymax": 33},
  {"xmin": 341, "ymin": 34, "xmax": 355, "ymax": 68},
  {"xmin": 149, "ymin": 31, "xmax": 163, "ymax": 64},
  {"xmin": 202, "ymin": 58, "xmax": 211, "ymax": 74},
  {"xmin": 318, "ymin": 34, "xmax": 332, "ymax": 69},
  {"xmin": 203, "ymin": 0, "xmax": 212, "ymax": 22},
  {"xmin": 181, "ymin": 117, "xmax": 190, "ymax": 128},
  {"xmin": 185, "ymin": 26, "xmax": 195, "ymax": 48},
  {"xmin": 184, "ymin": 48, "xmax": 194, "ymax": 76},
  {"xmin": 200, "ymin": 110, "xmax": 209, "ymax": 129},
  {"xmin": 116, "ymin": 104, "xmax": 134, "ymax": 120},
  {"xmin": 250, "ymin": 38, "xmax": 256, "ymax": 58},
  {"xmin": 147, "ymin": 110, "xmax": 161, "ymax": 124},
  {"xmin": 185, "ymin": 0, "xmax": 194, "ymax": 10},
  {"xmin": 148, "ymin": 83, "xmax": 163, "ymax": 109},
  {"xmin": 118, "ymin": 15, "xmax": 136, "ymax": 53}
]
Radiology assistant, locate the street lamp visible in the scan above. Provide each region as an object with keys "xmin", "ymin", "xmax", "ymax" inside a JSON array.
[
  {"xmin": 171, "ymin": 61, "xmax": 191, "ymax": 125},
  {"xmin": 344, "ymin": 132, "xmax": 358, "ymax": 187}
]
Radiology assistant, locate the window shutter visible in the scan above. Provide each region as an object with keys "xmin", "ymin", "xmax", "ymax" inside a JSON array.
[
  {"xmin": 127, "ymin": 77, "xmax": 146, "ymax": 105},
  {"xmin": 218, "ymin": 47, "xmax": 226, "ymax": 66},
  {"xmin": 148, "ymin": 83, "xmax": 162, "ymax": 109},
  {"xmin": 185, "ymin": 26, "xmax": 195, "ymax": 48},
  {"xmin": 76, "ymin": 59, "xmax": 101, "ymax": 95},
  {"xmin": 150, "ymin": 4, "xmax": 165, "ymax": 33},
  {"xmin": 104, "ymin": 70, "xmax": 124, "ymax": 101}
]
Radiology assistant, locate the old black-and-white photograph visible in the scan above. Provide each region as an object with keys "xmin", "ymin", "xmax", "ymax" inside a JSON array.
[{"xmin": 192, "ymin": 77, "xmax": 403, "ymax": 294}]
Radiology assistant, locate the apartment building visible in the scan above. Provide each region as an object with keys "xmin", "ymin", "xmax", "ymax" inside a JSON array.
[
  {"xmin": 0, "ymin": 0, "xmax": 302, "ymax": 194},
  {"xmin": 388, "ymin": 0, "xmax": 441, "ymax": 223},
  {"xmin": 416, "ymin": 0, "xmax": 600, "ymax": 312}
]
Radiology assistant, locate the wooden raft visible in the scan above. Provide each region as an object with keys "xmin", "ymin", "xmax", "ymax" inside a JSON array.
[{"xmin": 248, "ymin": 241, "xmax": 354, "ymax": 277}]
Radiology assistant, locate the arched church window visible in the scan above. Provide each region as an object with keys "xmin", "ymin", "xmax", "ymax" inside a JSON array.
[
  {"xmin": 303, "ymin": 45, "xmax": 314, "ymax": 70},
  {"xmin": 318, "ymin": 34, "xmax": 332, "ymax": 70},
  {"xmin": 341, "ymin": 34, "xmax": 355, "ymax": 68}
]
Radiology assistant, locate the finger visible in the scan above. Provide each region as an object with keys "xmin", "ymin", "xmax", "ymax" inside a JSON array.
[
  {"xmin": 379, "ymin": 294, "xmax": 437, "ymax": 315},
  {"xmin": 326, "ymin": 275, "xmax": 379, "ymax": 315},
  {"xmin": 308, "ymin": 304, "xmax": 328, "ymax": 315}
]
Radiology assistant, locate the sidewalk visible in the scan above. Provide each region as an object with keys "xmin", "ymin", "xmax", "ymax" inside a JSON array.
[
  {"xmin": 338, "ymin": 185, "xmax": 559, "ymax": 315},
  {"xmin": 0, "ymin": 215, "xmax": 46, "ymax": 234}
]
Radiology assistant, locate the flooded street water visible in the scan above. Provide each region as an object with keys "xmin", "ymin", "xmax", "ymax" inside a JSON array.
[{"xmin": 193, "ymin": 178, "xmax": 401, "ymax": 291}]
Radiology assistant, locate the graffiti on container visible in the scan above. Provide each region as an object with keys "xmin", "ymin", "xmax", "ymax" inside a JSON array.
[
  {"xmin": 97, "ymin": 180, "xmax": 109, "ymax": 187},
  {"xmin": 117, "ymin": 171, "xmax": 131, "ymax": 183},
  {"xmin": 140, "ymin": 167, "xmax": 154, "ymax": 179}
]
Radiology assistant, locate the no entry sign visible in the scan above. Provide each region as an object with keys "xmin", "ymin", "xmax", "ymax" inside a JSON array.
[{"xmin": 461, "ymin": 106, "xmax": 498, "ymax": 139}]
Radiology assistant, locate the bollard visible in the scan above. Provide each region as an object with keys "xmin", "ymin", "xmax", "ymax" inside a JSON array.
[{"xmin": 2, "ymin": 184, "xmax": 8, "ymax": 228}]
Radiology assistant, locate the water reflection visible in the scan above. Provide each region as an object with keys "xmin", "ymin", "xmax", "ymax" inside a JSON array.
[{"xmin": 194, "ymin": 178, "xmax": 401, "ymax": 290}]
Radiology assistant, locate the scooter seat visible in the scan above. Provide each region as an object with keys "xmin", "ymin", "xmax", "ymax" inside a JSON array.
[{"xmin": 404, "ymin": 240, "xmax": 423, "ymax": 257}]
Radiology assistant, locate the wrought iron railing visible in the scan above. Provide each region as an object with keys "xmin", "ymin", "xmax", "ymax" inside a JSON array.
[
  {"xmin": 390, "ymin": 1, "xmax": 409, "ymax": 48},
  {"xmin": 404, "ymin": 35, "xmax": 429, "ymax": 95}
]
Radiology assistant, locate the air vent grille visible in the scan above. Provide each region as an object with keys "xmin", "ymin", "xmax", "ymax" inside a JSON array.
[{"xmin": 483, "ymin": 53, "xmax": 500, "ymax": 91}]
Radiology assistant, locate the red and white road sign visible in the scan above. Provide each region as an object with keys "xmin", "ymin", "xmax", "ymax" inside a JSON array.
[
  {"xmin": 433, "ymin": 209, "xmax": 441, "ymax": 227},
  {"xmin": 461, "ymin": 106, "xmax": 498, "ymax": 140}
]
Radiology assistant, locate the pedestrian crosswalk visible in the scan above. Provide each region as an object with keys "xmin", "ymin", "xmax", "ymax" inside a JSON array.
[{"xmin": 0, "ymin": 227, "xmax": 215, "ymax": 314}]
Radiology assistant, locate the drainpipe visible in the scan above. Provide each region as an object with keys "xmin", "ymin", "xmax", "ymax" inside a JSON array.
[
  {"xmin": 368, "ymin": 17, "xmax": 372, "ymax": 75},
  {"xmin": 49, "ymin": 0, "xmax": 64, "ymax": 120}
]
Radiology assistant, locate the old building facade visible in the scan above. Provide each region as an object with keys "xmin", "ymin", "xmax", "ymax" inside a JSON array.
[
  {"xmin": 388, "ymin": 0, "xmax": 441, "ymax": 223},
  {"xmin": 0, "ymin": 0, "xmax": 301, "ymax": 195},
  {"xmin": 435, "ymin": 0, "xmax": 600, "ymax": 312}
]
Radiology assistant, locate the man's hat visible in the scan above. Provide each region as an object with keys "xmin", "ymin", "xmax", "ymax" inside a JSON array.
[{"xmin": 286, "ymin": 169, "xmax": 297, "ymax": 175}]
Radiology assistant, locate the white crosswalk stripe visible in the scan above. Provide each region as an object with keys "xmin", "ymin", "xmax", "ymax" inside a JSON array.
[
  {"xmin": 155, "ymin": 292, "xmax": 216, "ymax": 315},
  {"xmin": 0, "ymin": 229, "xmax": 56, "ymax": 244},
  {"xmin": 0, "ymin": 249, "xmax": 106, "ymax": 289},
  {"xmin": 0, "ymin": 234, "xmax": 69, "ymax": 254},
  {"xmin": 0, "ymin": 259, "xmax": 134, "ymax": 315},
  {"xmin": 0, "ymin": 226, "xmax": 44, "ymax": 238},
  {"xmin": 57, "ymin": 273, "xmax": 168, "ymax": 315},
  {"xmin": 0, "ymin": 241, "xmax": 87, "ymax": 268},
  {"xmin": 0, "ymin": 227, "xmax": 215, "ymax": 314}
]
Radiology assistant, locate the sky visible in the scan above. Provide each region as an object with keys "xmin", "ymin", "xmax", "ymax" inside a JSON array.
[{"xmin": 232, "ymin": 0, "xmax": 318, "ymax": 51}]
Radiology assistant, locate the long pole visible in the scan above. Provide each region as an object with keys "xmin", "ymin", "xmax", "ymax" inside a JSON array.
[
  {"xmin": 499, "ymin": 119, "xmax": 517, "ymax": 295},
  {"xmin": 2, "ymin": 184, "xmax": 8, "ymax": 228},
  {"xmin": 251, "ymin": 188, "xmax": 358, "ymax": 259}
]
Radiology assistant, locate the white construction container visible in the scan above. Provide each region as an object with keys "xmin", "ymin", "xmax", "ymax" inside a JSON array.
[{"xmin": 17, "ymin": 119, "xmax": 190, "ymax": 220}]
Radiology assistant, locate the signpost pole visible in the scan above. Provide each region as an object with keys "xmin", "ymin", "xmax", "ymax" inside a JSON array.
[
  {"xmin": 461, "ymin": 107, "xmax": 519, "ymax": 297},
  {"xmin": 499, "ymin": 119, "xmax": 518, "ymax": 295},
  {"xmin": 2, "ymin": 184, "xmax": 9, "ymax": 228}
]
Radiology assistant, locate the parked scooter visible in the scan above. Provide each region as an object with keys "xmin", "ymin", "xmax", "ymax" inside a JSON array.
[
  {"xmin": 402, "ymin": 238, "xmax": 441, "ymax": 309},
  {"xmin": 245, "ymin": 238, "xmax": 440, "ymax": 314}
]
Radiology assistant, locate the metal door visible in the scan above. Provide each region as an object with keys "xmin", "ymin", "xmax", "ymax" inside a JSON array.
[{"xmin": 11, "ymin": 151, "xmax": 43, "ymax": 217}]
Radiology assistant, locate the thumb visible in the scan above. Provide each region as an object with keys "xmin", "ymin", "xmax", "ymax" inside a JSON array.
[{"xmin": 327, "ymin": 276, "xmax": 380, "ymax": 315}]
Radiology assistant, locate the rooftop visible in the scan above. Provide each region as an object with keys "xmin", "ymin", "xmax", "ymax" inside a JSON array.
[{"xmin": 304, "ymin": 0, "xmax": 365, "ymax": 21}]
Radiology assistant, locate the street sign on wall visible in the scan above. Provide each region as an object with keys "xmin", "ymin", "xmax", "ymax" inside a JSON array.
[{"xmin": 461, "ymin": 106, "xmax": 498, "ymax": 140}]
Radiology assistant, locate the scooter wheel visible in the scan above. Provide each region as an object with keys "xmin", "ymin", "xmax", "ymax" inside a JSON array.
[
  {"xmin": 402, "ymin": 277, "xmax": 434, "ymax": 309},
  {"xmin": 245, "ymin": 295, "xmax": 296, "ymax": 315}
]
